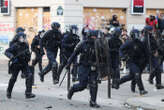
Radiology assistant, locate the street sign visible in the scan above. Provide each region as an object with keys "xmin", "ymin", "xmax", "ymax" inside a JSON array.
[
  {"xmin": 57, "ymin": 6, "xmax": 63, "ymax": 16},
  {"xmin": 131, "ymin": 0, "xmax": 144, "ymax": 15},
  {"xmin": 0, "ymin": 0, "xmax": 10, "ymax": 15}
]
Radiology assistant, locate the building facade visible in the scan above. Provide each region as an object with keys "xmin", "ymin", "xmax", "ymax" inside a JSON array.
[{"xmin": 0, "ymin": 0, "xmax": 164, "ymax": 58}]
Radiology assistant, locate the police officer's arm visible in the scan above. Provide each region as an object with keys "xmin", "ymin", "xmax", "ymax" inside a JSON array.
[
  {"xmin": 62, "ymin": 35, "xmax": 73, "ymax": 48},
  {"xmin": 119, "ymin": 41, "xmax": 131, "ymax": 59},
  {"xmin": 40, "ymin": 30, "xmax": 50, "ymax": 48},
  {"xmin": 66, "ymin": 41, "xmax": 83, "ymax": 67},
  {"xmin": 5, "ymin": 44, "xmax": 17, "ymax": 59},
  {"xmin": 31, "ymin": 36, "xmax": 37, "ymax": 51},
  {"xmin": 40, "ymin": 30, "xmax": 50, "ymax": 52}
]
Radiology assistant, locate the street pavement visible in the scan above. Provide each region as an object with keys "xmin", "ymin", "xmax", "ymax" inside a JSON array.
[{"xmin": 0, "ymin": 60, "xmax": 164, "ymax": 110}]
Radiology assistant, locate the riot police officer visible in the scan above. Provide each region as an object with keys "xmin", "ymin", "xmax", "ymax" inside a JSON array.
[
  {"xmin": 9, "ymin": 27, "xmax": 27, "ymax": 79},
  {"xmin": 30, "ymin": 29, "xmax": 45, "ymax": 85},
  {"xmin": 66, "ymin": 30, "xmax": 100, "ymax": 108},
  {"xmin": 5, "ymin": 32, "xmax": 35, "ymax": 99},
  {"xmin": 58, "ymin": 25, "xmax": 80, "ymax": 82},
  {"xmin": 144, "ymin": 26, "xmax": 164, "ymax": 89},
  {"xmin": 119, "ymin": 29, "xmax": 148, "ymax": 95},
  {"xmin": 39, "ymin": 22, "xmax": 62, "ymax": 84},
  {"xmin": 10, "ymin": 27, "xmax": 25, "ymax": 47},
  {"xmin": 108, "ymin": 28, "xmax": 122, "ymax": 89}
]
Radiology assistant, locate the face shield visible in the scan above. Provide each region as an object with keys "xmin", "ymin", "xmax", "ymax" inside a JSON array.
[
  {"xmin": 18, "ymin": 36, "xmax": 25, "ymax": 43},
  {"xmin": 40, "ymin": 32, "xmax": 45, "ymax": 38},
  {"xmin": 72, "ymin": 28, "xmax": 78, "ymax": 35},
  {"xmin": 134, "ymin": 33, "xmax": 140, "ymax": 40}
]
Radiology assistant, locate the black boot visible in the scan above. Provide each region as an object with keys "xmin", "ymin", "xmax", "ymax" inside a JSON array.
[
  {"xmin": 131, "ymin": 80, "xmax": 136, "ymax": 93},
  {"xmin": 112, "ymin": 80, "xmax": 120, "ymax": 89},
  {"xmin": 67, "ymin": 87, "xmax": 74, "ymax": 100},
  {"xmin": 21, "ymin": 72, "xmax": 26, "ymax": 79},
  {"xmin": 53, "ymin": 79, "xmax": 59, "ymax": 85},
  {"xmin": 131, "ymin": 84, "xmax": 135, "ymax": 93},
  {"xmin": 156, "ymin": 84, "xmax": 164, "ymax": 90},
  {"xmin": 140, "ymin": 90, "xmax": 148, "ymax": 95},
  {"xmin": 39, "ymin": 72, "xmax": 44, "ymax": 82},
  {"xmin": 148, "ymin": 77, "xmax": 154, "ymax": 85},
  {"xmin": 26, "ymin": 93, "xmax": 36, "ymax": 99},
  {"xmin": 6, "ymin": 90, "xmax": 11, "ymax": 99},
  {"xmin": 90, "ymin": 101, "xmax": 100, "ymax": 108}
]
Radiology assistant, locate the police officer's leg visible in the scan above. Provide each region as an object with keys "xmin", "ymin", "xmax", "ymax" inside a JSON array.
[
  {"xmin": 39, "ymin": 51, "xmax": 53, "ymax": 82},
  {"xmin": 29, "ymin": 66, "xmax": 35, "ymax": 85},
  {"xmin": 119, "ymin": 63, "xmax": 135, "ymax": 89},
  {"xmin": 89, "ymin": 71, "xmax": 100, "ymax": 108},
  {"xmin": 38, "ymin": 56, "xmax": 43, "ymax": 72},
  {"xmin": 132, "ymin": 64, "xmax": 147, "ymax": 95},
  {"xmin": 52, "ymin": 61, "xmax": 58, "ymax": 84},
  {"xmin": 155, "ymin": 67, "xmax": 164, "ymax": 89},
  {"xmin": 119, "ymin": 72, "xmax": 134, "ymax": 85},
  {"xmin": 149, "ymin": 57, "xmax": 158, "ymax": 84},
  {"xmin": 112, "ymin": 67, "xmax": 120, "ymax": 89},
  {"xmin": 7, "ymin": 65, "xmax": 20, "ymax": 99},
  {"xmin": 67, "ymin": 65, "xmax": 89, "ymax": 100},
  {"xmin": 24, "ymin": 66, "xmax": 35, "ymax": 98},
  {"xmin": 71, "ymin": 58, "xmax": 78, "ymax": 82},
  {"xmin": 115, "ymin": 57, "xmax": 120, "ymax": 81},
  {"xmin": 131, "ymin": 79, "xmax": 136, "ymax": 93},
  {"xmin": 31, "ymin": 55, "xmax": 38, "ymax": 85}
]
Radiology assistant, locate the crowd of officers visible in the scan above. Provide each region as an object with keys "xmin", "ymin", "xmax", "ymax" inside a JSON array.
[{"xmin": 4, "ymin": 14, "xmax": 164, "ymax": 108}]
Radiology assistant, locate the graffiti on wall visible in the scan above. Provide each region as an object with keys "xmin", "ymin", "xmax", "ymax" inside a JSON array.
[{"xmin": 0, "ymin": 23, "xmax": 14, "ymax": 57}]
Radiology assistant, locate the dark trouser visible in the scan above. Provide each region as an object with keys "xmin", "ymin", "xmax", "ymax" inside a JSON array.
[
  {"xmin": 120, "ymin": 62, "xmax": 145, "ymax": 91},
  {"xmin": 41, "ymin": 50, "xmax": 58, "ymax": 81},
  {"xmin": 32, "ymin": 52, "xmax": 43, "ymax": 72},
  {"xmin": 111, "ymin": 55, "xmax": 120, "ymax": 85},
  {"xmin": 7, "ymin": 64, "xmax": 33, "ymax": 95},
  {"xmin": 71, "ymin": 65, "xmax": 98, "ymax": 102},
  {"xmin": 71, "ymin": 62, "xmax": 78, "ymax": 80},
  {"xmin": 31, "ymin": 53, "xmax": 43, "ymax": 85},
  {"xmin": 149, "ymin": 56, "xmax": 162, "ymax": 85}
]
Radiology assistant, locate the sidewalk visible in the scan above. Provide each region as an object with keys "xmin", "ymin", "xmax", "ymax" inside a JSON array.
[{"xmin": 125, "ymin": 95, "xmax": 164, "ymax": 110}]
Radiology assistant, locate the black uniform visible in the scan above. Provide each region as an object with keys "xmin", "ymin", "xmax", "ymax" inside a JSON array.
[
  {"xmin": 40, "ymin": 22, "xmax": 62, "ymax": 84},
  {"xmin": 108, "ymin": 28, "xmax": 122, "ymax": 88},
  {"xmin": 58, "ymin": 26, "xmax": 80, "ymax": 82},
  {"xmin": 5, "ymin": 33, "xmax": 35, "ymax": 99},
  {"xmin": 145, "ymin": 33, "xmax": 164, "ymax": 89},
  {"xmin": 31, "ymin": 32, "xmax": 45, "ymax": 85},
  {"xmin": 119, "ymin": 29, "xmax": 148, "ymax": 95},
  {"xmin": 66, "ymin": 30, "xmax": 100, "ymax": 108}
]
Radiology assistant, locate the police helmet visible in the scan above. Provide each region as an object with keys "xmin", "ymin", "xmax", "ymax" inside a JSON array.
[
  {"xmin": 113, "ymin": 28, "xmax": 122, "ymax": 37},
  {"xmin": 15, "ymin": 32, "xmax": 26, "ymax": 42},
  {"xmin": 16, "ymin": 27, "xmax": 25, "ymax": 33},
  {"xmin": 130, "ymin": 29, "xmax": 140, "ymax": 40},
  {"xmin": 51, "ymin": 22, "xmax": 60, "ymax": 30},
  {"xmin": 88, "ymin": 30, "xmax": 98, "ymax": 38},
  {"xmin": 70, "ymin": 25, "xmax": 78, "ymax": 34}
]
